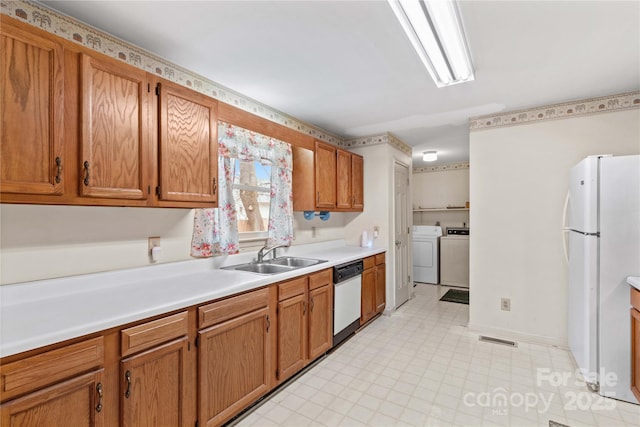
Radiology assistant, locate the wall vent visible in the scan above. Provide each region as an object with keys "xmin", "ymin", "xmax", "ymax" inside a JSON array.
[{"xmin": 479, "ymin": 335, "xmax": 517, "ymax": 347}]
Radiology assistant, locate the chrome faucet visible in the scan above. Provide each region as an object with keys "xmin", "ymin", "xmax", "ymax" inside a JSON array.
[{"xmin": 257, "ymin": 244, "xmax": 288, "ymax": 263}]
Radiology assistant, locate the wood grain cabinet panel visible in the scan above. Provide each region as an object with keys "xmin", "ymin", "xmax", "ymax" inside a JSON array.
[
  {"xmin": 336, "ymin": 149, "xmax": 352, "ymax": 209},
  {"xmin": 308, "ymin": 283, "xmax": 332, "ymax": 360},
  {"xmin": 351, "ymin": 154, "xmax": 364, "ymax": 210},
  {"xmin": 361, "ymin": 267, "xmax": 376, "ymax": 325},
  {"xmin": 121, "ymin": 338, "xmax": 188, "ymax": 427},
  {"xmin": 277, "ymin": 293, "xmax": 307, "ymax": 382},
  {"xmin": 375, "ymin": 263, "xmax": 386, "ymax": 314},
  {"xmin": 198, "ymin": 306, "xmax": 270, "ymax": 427},
  {"xmin": 0, "ymin": 18, "xmax": 64, "ymax": 196},
  {"xmin": 79, "ymin": 54, "xmax": 148, "ymax": 200},
  {"xmin": 157, "ymin": 80, "xmax": 218, "ymax": 206},
  {"xmin": 1, "ymin": 370, "xmax": 104, "ymax": 427},
  {"xmin": 314, "ymin": 141, "xmax": 336, "ymax": 209}
]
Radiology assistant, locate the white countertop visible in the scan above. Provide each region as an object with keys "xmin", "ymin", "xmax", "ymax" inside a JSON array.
[
  {"xmin": 0, "ymin": 240, "xmax": 385, "ymax": 358},
  {"xmin": 628, "ymin": 276, "xmax": 640, "ymax": 291}
]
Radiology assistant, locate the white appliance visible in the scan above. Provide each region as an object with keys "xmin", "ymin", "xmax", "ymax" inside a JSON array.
[
  {"xmin": 412, "ymin": 225, "xmax": 442, "ymax": 284},
  {"xmin": 565, "ymin": 154, "xmax": 640, "ymax": 404},
  {"xmin": 333, "ymin": 260, "xmax": 363, "ymax": 347},
  {"xmin": 440, "ymin": 228, "xmax": 470, "ymax": 288}
]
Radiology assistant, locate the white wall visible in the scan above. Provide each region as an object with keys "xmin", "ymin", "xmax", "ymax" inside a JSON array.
[
  {"xmin": 345, "ymin": 143, "xmax": 413, "ymax": 312},
  {"xmin": 469, "ymin": 109, "xmax": 640, "ymax": 346},
  {"xmin": 412, "ymin": 168, "xmax": 470, "ymax": 230},
  {"xmin": 0, "ymin": 204, "xmax": 347, "ymax": 285}
]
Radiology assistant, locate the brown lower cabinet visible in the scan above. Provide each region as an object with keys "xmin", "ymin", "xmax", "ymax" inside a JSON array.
[
  {"xmin": 631, "ymin": 287, "xmax": 640, "ymax": 402},
  {"xmin": 276, "ymin": 270, "xmax": 333, "ymax": 384},
  {"xmin": 361, "ymin": 253, "xmax": 386, "ymax": 325},
  {"xmin": 0, "ymin": 265, "xmax": 355, "ymax": 427}
]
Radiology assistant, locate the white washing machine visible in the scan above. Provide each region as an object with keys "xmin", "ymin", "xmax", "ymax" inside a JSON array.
[{"xmin": 412, "ymin": 225, "xmax": 442, "ymax": 284}]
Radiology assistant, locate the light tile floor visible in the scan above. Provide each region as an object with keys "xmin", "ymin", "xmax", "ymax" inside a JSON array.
[{"xmin": 235, "ymin": 284, "xmax": 640, "ymax": 427}]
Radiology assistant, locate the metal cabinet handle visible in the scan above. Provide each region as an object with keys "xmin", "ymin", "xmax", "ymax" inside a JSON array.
[
  {"xmin": 303, "ymin": 301, "xmax": 306, "ymax": 315},
  {"xmin": 317, "ymin": 191, "xmax": 320, "ymax": 204},
  {"xmin": 83, "ymin": 161, "xmax": 90, "ymax": 186},
  {"xmin": 266, "ymin": 315, "xmax": 270, "ymax": 332},
  {"xmin": 212, "ymin": 177, "xmax": 217, "ymax": 195},
  {"xmin": 96, "ymin": 382, "xmax": 103, "ymax": 412},
  {"xmin": 125, "ymin": 370, "xmax": 131, "ymax": 398},
  {"xmin": 55, "ymin": 157, "xmax": 62, "ymax": 183}
]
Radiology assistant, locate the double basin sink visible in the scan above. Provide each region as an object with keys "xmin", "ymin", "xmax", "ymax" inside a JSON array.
[{"xmin": 222, "ymin": 257, "xmax": 328, "ymax": 275}]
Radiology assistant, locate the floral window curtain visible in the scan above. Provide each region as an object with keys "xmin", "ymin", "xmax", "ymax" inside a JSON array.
[{"xmin": 190, "ymin": 122, "xmax": 293, "ymax": 257}]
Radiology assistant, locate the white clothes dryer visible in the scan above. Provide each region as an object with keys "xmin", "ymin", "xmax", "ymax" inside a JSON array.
[{"xmin": 412, "ymin": 225, "xmax": 442, "ymax": 284}]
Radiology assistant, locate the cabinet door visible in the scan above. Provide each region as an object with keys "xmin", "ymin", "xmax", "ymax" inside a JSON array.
[
  {"xmin": 121, "ymin": 338, "xmax": 188, "ymax": 427},
  {"xmin": 199, "ymin": 307, "xmax": 270, "ymax": 426},
  {"xmin": 632, "ymin": 308, "xmax": 640, "ymax": 402},
  {"xmin": 1, "ymin": 20, "xmax": 64, "ymax": 196},
  {"xmin": 1, "ymin": 370, "xmax": 104, "ymax": 427},
  {"xmin": 360, "ymin": 268, "xmax": 376, "ymax": 325},
  {"xmin": 157, "ymin": 81, "xmax": 218, "ymax": 205},
  {"xmin": 314, "ymin": 141, "xmax": 336, "ymax": 209},
  {"xmin": 80, "ymin": 54, "xmax": 148, "ymax": 200},
  {"xmin": 308, "ymin": 284, "xmax": 333, "ymax": 360},
  {"xmin": 336, "ymin": 149, "xmax": 352, "ymax": 209},
  {"xmin": 351, "ymin": 154, "xmax": 364, "ymax": 211},
  {"xmin": 277, "ymin": 294, "xmax": 307, "ymax": 382},
  {"xmin": 375, "ymin": 264, "xmax": 386, "ymax": 314}
]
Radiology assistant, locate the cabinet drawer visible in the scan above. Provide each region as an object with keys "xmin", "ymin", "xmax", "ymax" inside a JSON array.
[
  {"xmin": 1, "ymin": 337, "xmax": 104, "ymax": 401},
  {"xmin": 121, "ymin": 311, "xmax": 188, "ymax": 357},
  {"xmin": 375, "ymin": 253, "xmax": 385, "ymax": 266},
  {"xmin": 278, "ymin": 277, "xmax": 308, "ymax": 301},
  {"xmin": 199, "ymin": 288, "xmax": 269, "ymax": 329},
  {"xmin": 363, "ymin": 256, "xmax": 375, "ymax": 270},
  {"xmin": 309, "ymin": 269, "xmax": 332, "ymax": 291},
  {"xmin": 632, "ymin": 287, "xmax": 640, "ymax": 311}
]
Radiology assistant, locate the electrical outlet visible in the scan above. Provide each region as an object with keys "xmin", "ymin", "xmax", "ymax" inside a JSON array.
[
  {"xmin": 148, "ymin": 236, "xmax": 161, "ymax": 253},
  {"xmin": 501, "ymin": 298, "xmax": 511, "ymax": 311}
]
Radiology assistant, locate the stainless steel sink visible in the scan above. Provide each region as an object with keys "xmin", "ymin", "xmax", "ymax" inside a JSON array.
[
  {"xmin": 269, "ymin": 257, "xmax": 327, "ymax": 268},
  {"xmin": 221, "ymin": 257, "xmax": 327, "ymax": 275},
  {"xmin": 227, "ymin": 263, "xmax": 294, "ymax": 275}
]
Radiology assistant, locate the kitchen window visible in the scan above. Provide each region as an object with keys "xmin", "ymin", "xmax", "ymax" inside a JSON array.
[{"xmin": 232, "ymin": 160, "xmax": 271, "ymax": 240}]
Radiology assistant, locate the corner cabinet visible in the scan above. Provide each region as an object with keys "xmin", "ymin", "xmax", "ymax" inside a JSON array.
[
  {"xmin": 156, "ymin": 80, "xmax": 218, "ymax": 207},
  {"xmin": 0, "ymin": 17, "xmax": 65, "ymax": 197}
]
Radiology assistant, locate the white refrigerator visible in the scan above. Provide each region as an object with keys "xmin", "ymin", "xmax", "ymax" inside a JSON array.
[{"xmin": 566, "ymin": 154, "xmax": 640, "ymax": 404}]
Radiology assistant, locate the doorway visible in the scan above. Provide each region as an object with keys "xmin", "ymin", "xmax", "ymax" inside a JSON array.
[{"xmin": 394, "ymin": 162, "xmax": 411, "ymax": 308}]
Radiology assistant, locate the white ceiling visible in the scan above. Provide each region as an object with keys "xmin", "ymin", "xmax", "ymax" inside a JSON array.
[{"xmin": 41, "ymin": 1, "xmax": 640, "ymax": 167}]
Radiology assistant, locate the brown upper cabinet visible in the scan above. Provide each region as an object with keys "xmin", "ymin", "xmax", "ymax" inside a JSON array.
[
  {"xmin": 0, "ymin": 16, "xmax": 218, "ymax": 208},
  {"xmin": 156, "ymin": 80, "xmax": 218, "ymax": 206},
  {"xmin": 79, "ymin": 53, "xmax": 149, "ymax": 200},
  {"xmin": 0, "ymin": 18, "xmax": 65, "ymax": 197},
  {"xmin": 315, "ymin": 141, "xmax": 337, "ymax": 209},
  {"xmin": 292, "ymin": 141, "xmax": 364, "ymax": 212}
]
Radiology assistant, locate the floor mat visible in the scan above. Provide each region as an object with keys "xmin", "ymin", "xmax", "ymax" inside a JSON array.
[{"xmin": 439, "ymin": 288, "xmax": 469, "ymax": 305}]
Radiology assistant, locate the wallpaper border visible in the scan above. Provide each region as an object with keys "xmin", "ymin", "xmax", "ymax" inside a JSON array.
[
  {"xmin": 413, "ymin": 162, "xmax": 469, "ymax": 174},
  {"xmin": 470, "ymin": 91, "xmax": 640, "ymax": 132},
  {"xmin": 342, "ymin": 133, "xmax": 413, "ymax": 156}
]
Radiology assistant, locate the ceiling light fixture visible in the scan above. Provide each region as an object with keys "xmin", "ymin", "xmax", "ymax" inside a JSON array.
[
  {"xmin": 387, "ymin": 0, "xmax": 474, "ymax": 87},
  {"xmin": 423, "ymin": 151, "xmax": 438, "ymax": 162}
]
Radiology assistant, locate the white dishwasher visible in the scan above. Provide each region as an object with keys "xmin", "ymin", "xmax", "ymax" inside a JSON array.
[
  {"xmin": 440, "ymin": 228, "xmax": 470, "ymax": 288},
  {"xmin": 333, "ymin": 260, "xmax": 363, "ymax": 347}
]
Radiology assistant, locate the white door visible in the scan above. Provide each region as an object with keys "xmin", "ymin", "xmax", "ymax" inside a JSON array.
[{"xmin": 394, "ymin": 162, "xmax": 410, "ymax": 308}]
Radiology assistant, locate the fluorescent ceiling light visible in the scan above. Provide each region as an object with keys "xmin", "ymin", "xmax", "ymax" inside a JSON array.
[
  {"xmin": 423, "ymin": 151, "xmax": 437, "ymax": 162},
  {"xmin": 388, "ymin": 0, "xmax": 474, "ymax": 87}
]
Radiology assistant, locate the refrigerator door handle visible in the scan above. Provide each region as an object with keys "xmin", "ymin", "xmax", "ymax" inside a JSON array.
[{"xmin": 562, "ymin": 191, "xmax": 571, "ymax": 264}]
